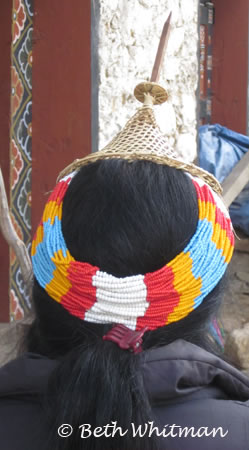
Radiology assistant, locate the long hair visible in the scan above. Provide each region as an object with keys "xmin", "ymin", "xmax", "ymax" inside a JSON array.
[{"xmin": 25, "ymin": 160, "xmax": 225, "ymax": 450}]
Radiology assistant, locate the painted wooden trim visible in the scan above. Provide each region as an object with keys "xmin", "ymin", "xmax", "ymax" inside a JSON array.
[{"xmin": 0, "ymin": 1, "xmax": 12, "ymax": 321}]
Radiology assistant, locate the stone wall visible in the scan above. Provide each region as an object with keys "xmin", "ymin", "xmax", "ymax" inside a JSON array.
[{"xmin": 98, "ymin": 0, "xmax": 199, "ymax": 161}]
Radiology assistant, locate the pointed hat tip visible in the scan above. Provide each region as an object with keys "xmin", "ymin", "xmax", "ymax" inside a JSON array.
[{"xmin": 134, "ymin": 82, "xmax": 168, "ymax": 105}]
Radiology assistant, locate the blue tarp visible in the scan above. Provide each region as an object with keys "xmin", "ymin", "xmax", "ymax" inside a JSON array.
[{"xmin": 199, "ymin": 124, "xmax": 249, "ymax": 235}]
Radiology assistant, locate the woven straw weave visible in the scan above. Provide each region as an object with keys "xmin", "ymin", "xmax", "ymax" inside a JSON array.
[{"xmin": 58, "ymin": 90, "xmax": 221, "ymax": 195}]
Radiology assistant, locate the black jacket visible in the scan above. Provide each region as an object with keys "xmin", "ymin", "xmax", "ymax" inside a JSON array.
[{"xmin": 0, "ymin": 339, "xmax": 249, "ymax": 450}]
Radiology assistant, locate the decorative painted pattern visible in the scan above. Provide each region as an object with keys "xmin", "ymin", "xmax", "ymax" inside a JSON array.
[{"xmin": 10, "ymin": 0, "xmax": 33, "ymax": 320}]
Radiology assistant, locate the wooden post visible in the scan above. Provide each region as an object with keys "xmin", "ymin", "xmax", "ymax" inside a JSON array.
[
  {"xmin": 222, "ymin": 152, "xmax": 249, "ymax": 208},
  {"xmin": 32, "ymin": 0, "xmax": 93, "ymax": 231},
  {"xmin": 212, "ymin": 0, "xmax": 249, "ymax": 134},
  {"xmin": 0, "ymin": 169, "xmax": 32, "ymax": 284}
]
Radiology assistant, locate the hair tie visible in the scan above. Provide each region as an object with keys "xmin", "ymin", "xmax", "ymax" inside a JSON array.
[{"xmin": 103, "ymin": 324, "xmax": 149, "ymax": 354}]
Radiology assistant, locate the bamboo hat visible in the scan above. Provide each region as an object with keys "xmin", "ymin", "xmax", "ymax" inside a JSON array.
[{"xmin": 58, "ymin": 82, "xmax": 221, "ymax": 194}]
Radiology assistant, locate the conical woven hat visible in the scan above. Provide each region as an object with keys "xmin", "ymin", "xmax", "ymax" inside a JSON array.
[{"xmin": 58, "ymin": 82, "xmax": 221, "ymax": 195}]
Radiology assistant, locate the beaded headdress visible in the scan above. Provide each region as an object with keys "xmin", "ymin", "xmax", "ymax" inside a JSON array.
[
  {"xmin": 32, "ymin": 166, "xmax": 234, "ymax": 331},
  {"xmin": 32, "ymin": 16, "xmax": 234, "ymax": 336}
]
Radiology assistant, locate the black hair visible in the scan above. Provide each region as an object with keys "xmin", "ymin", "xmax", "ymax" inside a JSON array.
[{"xmin": 26, "ymin": 160, "xmax": 225, "ymax": 450}]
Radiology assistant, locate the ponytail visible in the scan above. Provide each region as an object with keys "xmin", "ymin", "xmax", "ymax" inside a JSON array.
[{"xmin": 44, "ymin": 331, "xmax": 159, "ymax": 450}]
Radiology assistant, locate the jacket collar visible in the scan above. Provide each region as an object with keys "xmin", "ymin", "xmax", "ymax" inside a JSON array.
[
  {"xmin": 140, "ymin": 339, "xmax": 249, "ymax": 404},
  {"xmin": 0, "ymin": 353, "xmax": 57, "ymax": 398},
  {"xmin": 1, "ymin": 340, "xmax": 249, "ymax": 403}
]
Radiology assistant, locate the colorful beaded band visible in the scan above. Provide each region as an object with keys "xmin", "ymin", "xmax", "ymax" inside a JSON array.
[{"xmin": 31, "ymin": 171, "xmax": 234, "ymax": 331}]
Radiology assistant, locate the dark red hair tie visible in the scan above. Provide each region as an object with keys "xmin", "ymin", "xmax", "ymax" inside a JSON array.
[{"xmin": 103, "ymin": 324, "xmax": 148, "ymax": 354}]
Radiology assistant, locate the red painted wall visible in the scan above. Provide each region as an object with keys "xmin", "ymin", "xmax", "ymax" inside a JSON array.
[
  {"xmin": 0, "ymin": 2, "xmax": 12, "ymax": 321},
  {"xmin": 212, "ymin": 0, "xmax": 249, "ymax": 134},
  {"xmin": 32, "ymin": 0, "xmax": 92, "ymax": 231}
]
